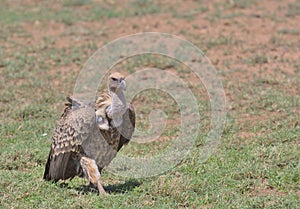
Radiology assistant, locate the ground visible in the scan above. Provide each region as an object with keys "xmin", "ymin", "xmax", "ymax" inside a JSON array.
[{"xmin": 0, "ymin": 0, "xmax": 299, "ymax": 208}]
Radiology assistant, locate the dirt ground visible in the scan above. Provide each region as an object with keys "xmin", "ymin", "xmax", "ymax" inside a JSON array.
[
  {"xmin": 24, "ymin": 0, "xmax": 299, "ymax": 126},
  {"xmin": 5, "ymin": 0, "xmax": 300, "ymax": 89}
]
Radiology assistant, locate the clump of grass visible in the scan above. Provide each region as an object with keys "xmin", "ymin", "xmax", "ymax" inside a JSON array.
[
  {"xmin": 286, "ymin": 2, "xmax": 300, "ymax": 17},
  {"xmin": 227, "ymin": 0, "xmax": 255, "ymax": 9},
  {"xmin": 63, "ymin": 0, "xmax": 92, "ymax": 7},
  {"xmin": 172, "ymin": 6, "xmax": 209, "ymax": 20},
  {"xmin": 207, "ymin": 34, "xmax": 236, "ymax": 49},
  {"xmin": 277, "ymin": 29, "xmax": 300, "ymax": 35},
  {"xmin": 246, "ymin": 54, "xmax": 269, "ymax": 66}
]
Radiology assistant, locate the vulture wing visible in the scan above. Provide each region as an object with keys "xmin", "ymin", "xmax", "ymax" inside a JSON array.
[
  {"xmin": 43, "ymin": 97, "xmax": 113, "ymax": 181},
  {"xmin": 44, "ymin": 95, "xmax": 135, "ymax": 182},
  {"xmin": 117, "ymin": 104, "xmax": 135, "ymax": 151}
]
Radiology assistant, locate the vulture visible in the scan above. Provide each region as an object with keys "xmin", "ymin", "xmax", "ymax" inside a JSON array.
[{"xmin": 43, "ymin": 73, "xmax": 135, "ymax": 194}]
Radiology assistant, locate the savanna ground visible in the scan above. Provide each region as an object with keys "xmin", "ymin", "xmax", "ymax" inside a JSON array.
[{"xmin": 0, "ymin": 0, "xmax": 299, "ymax": 208}]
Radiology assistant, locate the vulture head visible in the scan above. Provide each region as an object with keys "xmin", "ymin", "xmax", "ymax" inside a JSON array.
[{"xmin": 108, "ymin": 72, "xmax": 126, "ymax": 93}]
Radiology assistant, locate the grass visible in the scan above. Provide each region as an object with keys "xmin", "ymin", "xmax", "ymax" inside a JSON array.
[
  {"xmin": 0, "ymin": 0, "xmax": 299, "ymax": 208},
  {"xmin": 277, "ymin": 29, "xmax": 300, "ymax": 36},
  {"xmin": 207, "ymin": 34, "xmax": 237, "ymax": 49},
  {"xmin": 0, "ymin": 0, "xmax": 166, "ymax": 25},
  {"xmin": 286, "ymin": 2, "xmax": 300, "ymax": 17}
]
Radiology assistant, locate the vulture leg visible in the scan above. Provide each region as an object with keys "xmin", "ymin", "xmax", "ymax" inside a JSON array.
[{"xmin": 80, "ymin": 156, "xmax": 106, "ymax": 194}]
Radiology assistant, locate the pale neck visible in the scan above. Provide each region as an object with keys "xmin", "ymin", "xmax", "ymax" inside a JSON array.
[
  {"xmin": 107, "ymin": 89, "xmax": 127, "ymax": 122},
  {"xmin": 109, "ymin": 89, "xmax": 126, "ymax": 106}
]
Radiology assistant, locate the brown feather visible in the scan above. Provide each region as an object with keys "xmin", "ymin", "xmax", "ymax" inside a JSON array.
[
  {"xmin": 43, "ymin": 96, "xmax": 135, "ymax": 180},
  {"xmin": 117, "ymin": 104, "xmax": 135, "ymax": 151},
  {"xmin": 44, "ymin": 75, "xmax": 135, "ymax": 191},
  {"xmin": 43, "ymin": 98, "xmax": 97, "ymax": 181}
]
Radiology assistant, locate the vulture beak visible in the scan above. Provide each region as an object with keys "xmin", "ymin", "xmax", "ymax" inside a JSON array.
[{"xmin": 120, "ymin": 78, "xmax": 126, "ymax": 91}]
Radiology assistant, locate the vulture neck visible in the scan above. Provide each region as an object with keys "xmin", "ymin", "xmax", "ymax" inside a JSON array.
[{"xmin": 107, "ymin": 88, "xmax": 127, "ymax": 127}]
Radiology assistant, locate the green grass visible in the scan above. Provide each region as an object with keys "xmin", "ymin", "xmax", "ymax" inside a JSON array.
[
  {"xmin": 286, "ymin": 2, "xmax": 300, "ymax": 17},
  {"xmin": 277, "ymin": 29, "xmax": 300, "ymax": 36},
  {"xmin": 0, "ymin": 0, "xmax": 299, "ymax": 208},
  {"xmin": 0, "ymin": 0, "xmax": 167, "ymax": 25}
]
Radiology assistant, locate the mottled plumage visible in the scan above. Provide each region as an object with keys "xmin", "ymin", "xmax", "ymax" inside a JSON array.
[{"xmin": 43, "ymin": 73, "xmax": 135, "ymax": 194}]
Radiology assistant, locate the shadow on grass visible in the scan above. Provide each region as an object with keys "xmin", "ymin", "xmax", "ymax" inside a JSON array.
[
  {"xmin": 72, "ymin": 179, "xmax": 141, "ymax": 195},
  {"xmin": 105, "ymin": 179, "xmax": 141, "ymax": 194}
]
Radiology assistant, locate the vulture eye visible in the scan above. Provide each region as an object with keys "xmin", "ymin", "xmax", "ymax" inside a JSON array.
[
  {"xmin": 97, "ymin": 116, "xmax": 103, "ymax": 124},
  {"xmin": 111, "ymin": 77, "xmax": 118, "ymax": 81}
]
